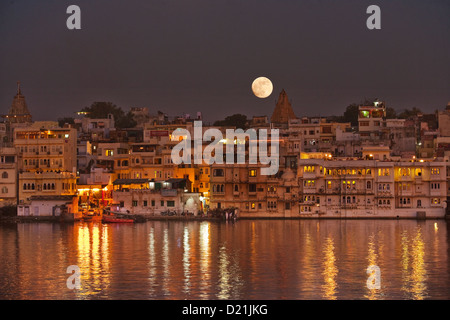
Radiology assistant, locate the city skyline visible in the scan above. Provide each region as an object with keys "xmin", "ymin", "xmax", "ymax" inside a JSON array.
[{"xmin": 1, "ymin": 0, "xmax": 449, "ymax": 123}]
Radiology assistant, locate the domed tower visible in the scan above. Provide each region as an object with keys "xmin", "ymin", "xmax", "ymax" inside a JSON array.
[{"xmin": 4, "ymin": 81, "xmax": 32, "ymax": 124}]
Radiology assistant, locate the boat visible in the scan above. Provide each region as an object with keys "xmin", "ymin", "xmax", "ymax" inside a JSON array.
[
  {"xmin": 82, "ymin": 208, "xmax": 102, "ymax": 221},
  {"xmin": 102, "ymin": 209, "xmax": 135, "ymax": 223}
]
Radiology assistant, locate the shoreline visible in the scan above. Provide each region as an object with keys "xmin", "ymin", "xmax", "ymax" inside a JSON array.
[{"xmin": 1, "ymin": 214, "xmax": 448, "ymax": 223}]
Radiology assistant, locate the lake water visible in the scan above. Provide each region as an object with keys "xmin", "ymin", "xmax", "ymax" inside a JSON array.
[{"xmin": 0, "ymin": 219, "xmax": 449, "ymax": 300}]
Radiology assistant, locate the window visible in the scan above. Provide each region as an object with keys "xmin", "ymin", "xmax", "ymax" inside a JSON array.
[
  {"xmin": 366, "ymin": 181, "xmax": 372, "ymax": 189},
  {"xmin": 249, "ymin": 184, "xmax": 257, "ymax": 193},
  {"xmin": 304, "ymin": 180, "xmax": 315, "ymax": 188},
  {"xmin": 417, "ymin": 200, "xmax": 422, "ymax": 207},
  {"xmin": 132, "ymin": 200, "xmax": 138, "ymax": 207},
  {"xmin": 322, "ymin": 126, "xmax": 332, "ymax": 134},
  {"xmin": 151, "ymin": 200, "xmax": 155, "ymax": 207},
  {"xmin": 378, "ymin": 168, "xmax": 390, "ymax": 176},
  {"xmin": 432, "ymin": 198, "xmax": 440, "ymax": 204},
  {"xmin": 1, "ymin": 187, "xmax": 7, "ymax": 194},
  {"xmin": 161, "ymin": 200, "xmax": 164, "ymax": 207},
  {"xmin": 143, "ymin": 200, "xmax": 148, "ymax": 207},
  {"xmin": 249, "ymin": 169, "xmax": 257, "ymax": 177},
  {"xmin": 304, "ymin": 166, "xmax": 315, "ymax": 173},
  {"xmin": 167, "ymin": 201, "xmax": 175, "ymax": 207},
  {"xmin": 431, "ymin": 168, "xmax": 440, "ymax": 175},
  {"xmin": 1, "ymin": 172, "xmax": 8, "ymax": 179}
]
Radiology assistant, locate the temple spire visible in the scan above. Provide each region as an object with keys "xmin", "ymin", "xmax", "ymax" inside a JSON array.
[{"xmin": 270, "ymin": 89, "xmax": 297, "ymax": 125}]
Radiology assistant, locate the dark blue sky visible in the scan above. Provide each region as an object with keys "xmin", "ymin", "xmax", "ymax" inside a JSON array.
[{"xmin": 0, "ymin": 0, "xmax": 449, "ymax": 123}]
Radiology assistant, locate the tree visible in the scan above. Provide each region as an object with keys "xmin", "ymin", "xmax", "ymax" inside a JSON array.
[
  {"xmin": 397, "ymin": 107, "xmax": 422, "ymax": 119},
  {"xmin": 58, "ymin": 117, "xmax": 75, "ymax": 128},
  {"xmin": 80, "ymin": 102, "xmax": 136, "ymax": 128},
  {"xmin": 343, "ymin": 104, "xmax": 360, "ymax": 127},
  {"xmin": 115, "ymin": 111, "xmax": 137, "ymax": 129},
  {"xmin": 385, "ymin": 107, "xmax": 397, "ymax": 119},
  {"xmin": 213, "ymin": 114, "xmax": 248, "ymax": 129}
]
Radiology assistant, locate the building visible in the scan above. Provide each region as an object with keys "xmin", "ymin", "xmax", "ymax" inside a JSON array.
[
  {"xmin": 1, "ymin": 82, "xmax": 33, "ymax": 143},
  {"xmin": 358, "ymin": 101, "xmax": 386, "ymax": 140},
  {"xmin": 111, "ymin": 178, "xmax": 201, "ymax": 215},
  {"xmin": 297, "ymin": 153, "xmax": 447, "ymax": 219},
  {"xmin": 271, "ymin": 89, "xmax": 297, "ymax": 127},
  {"xmin": 14, "ymin": 126, "xmax": 78, "ymax": 205},
  {"xmin": 0, "ymin": 147, "xmax": 18, "ymax": 207},
  {"xmin": 17, "ymin": 195, "xmax": 79, "ymax": 220}
]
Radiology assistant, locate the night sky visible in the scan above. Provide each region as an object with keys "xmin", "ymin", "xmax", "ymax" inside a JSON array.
[{"xmin": 0, "ymin": 0, "xmax": 449, "ymax": 123}]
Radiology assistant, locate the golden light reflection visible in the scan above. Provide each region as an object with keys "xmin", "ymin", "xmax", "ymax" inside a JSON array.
[
  {"xmin": 76, "ymin": 223, "xmax": 110, "ymax": 297},
  {"xmin": 199, "ymin": 222, "xmax": 211, "ymax": 298},
  {"xmin": 217, "ymin": 245, "xmax": 231, "ymax": 299},
  {"xmin": 162, "ymin": 228, "xmax": 170, "ymax": 296},
  {"xmin": 400, "ymin": 227, "xmax": 428, "ymax": 299},
  {"xmin": 365, "ymin": 233, "xmax": 382, "ymax": 300},
  {"xmin": 148, "ymin": 227, "xmax": 156, "ymax": 296},
  {"xmin": 322, "ymin": 237, "xmax": 338, "ymax": 300},
  {"xmin": 410, "ymin": 228, "xmax": 427, "ymax": 299},
  {"xmin": 182, "ymin": 226, "xmax": 191, "ymax": 294}
]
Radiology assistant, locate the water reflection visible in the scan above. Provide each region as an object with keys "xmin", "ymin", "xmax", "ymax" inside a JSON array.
[
  {"xmin": 0, "ymin": 220, "xmax": 448, "ymax": 299},
  {"xmin": 182, "ymin": 226, "xmax": 191, "ymax": 295},
  {"xmin": 75, "ymin": 222, "xmax": 110, "ymax": 298},
  {"xmin": 322, "ymin": 237, "xmax": 338, "ymax": 300},
  {"xmin": 148, "ymin": 227, "xmax": 156, "ymax": 296},
  {"xmin": 365, "ymin": 233, "xmax": 382, "ymax": 300},
  {"xmin": 199, "ymin": 222, "xmax": 211, "ymax": 299},
  {"xmin": 400, "ymin": 227, "xmax": 428, "ymax": 299}
]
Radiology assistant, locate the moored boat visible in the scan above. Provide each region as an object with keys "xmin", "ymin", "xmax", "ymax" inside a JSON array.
[{"xmin": 102, "ymin": 208, "xmax": 135, "ymax": 223}]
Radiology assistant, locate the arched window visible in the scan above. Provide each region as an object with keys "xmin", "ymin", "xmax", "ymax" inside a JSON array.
[
  {"xmin": 1, "ymin": 187, "xmax": 7, "ymax": 194},
  {"xmin": 23, "ymin": 183, "xmax": 27, "ymax": 190},
  {"xmin": 1, "ymin": 172, "xmax": 8, "ymax": 179}
]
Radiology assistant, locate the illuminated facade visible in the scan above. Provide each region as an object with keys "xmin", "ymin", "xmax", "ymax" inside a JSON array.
[
  {"xmin": 14, "ymin": 127, "xmax": 78, "ymax": 205},
  {"xmin": 297, "ymin": 153, "xmax": 447, "ymax": 218}
]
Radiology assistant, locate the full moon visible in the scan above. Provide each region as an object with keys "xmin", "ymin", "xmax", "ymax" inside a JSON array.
[{"xmin": 251, "ymin": 77, "xmax": 273, "ymax": 98}]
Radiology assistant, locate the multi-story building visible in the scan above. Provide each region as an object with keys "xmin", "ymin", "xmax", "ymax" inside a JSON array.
[
  {"xmin": 297, "ymin": 153, "xmax": 447, "ymax": 219},
  {"xmin": 0, "ymin": 147, "xmax": 18, "ymax": 207},
  {"xmin": 14, "ymin": 126, "xmax": 78, "ymax": 205},
  {"xmin": 358, "ymin": 101, "xmax": 386, "ymax": 140}
]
